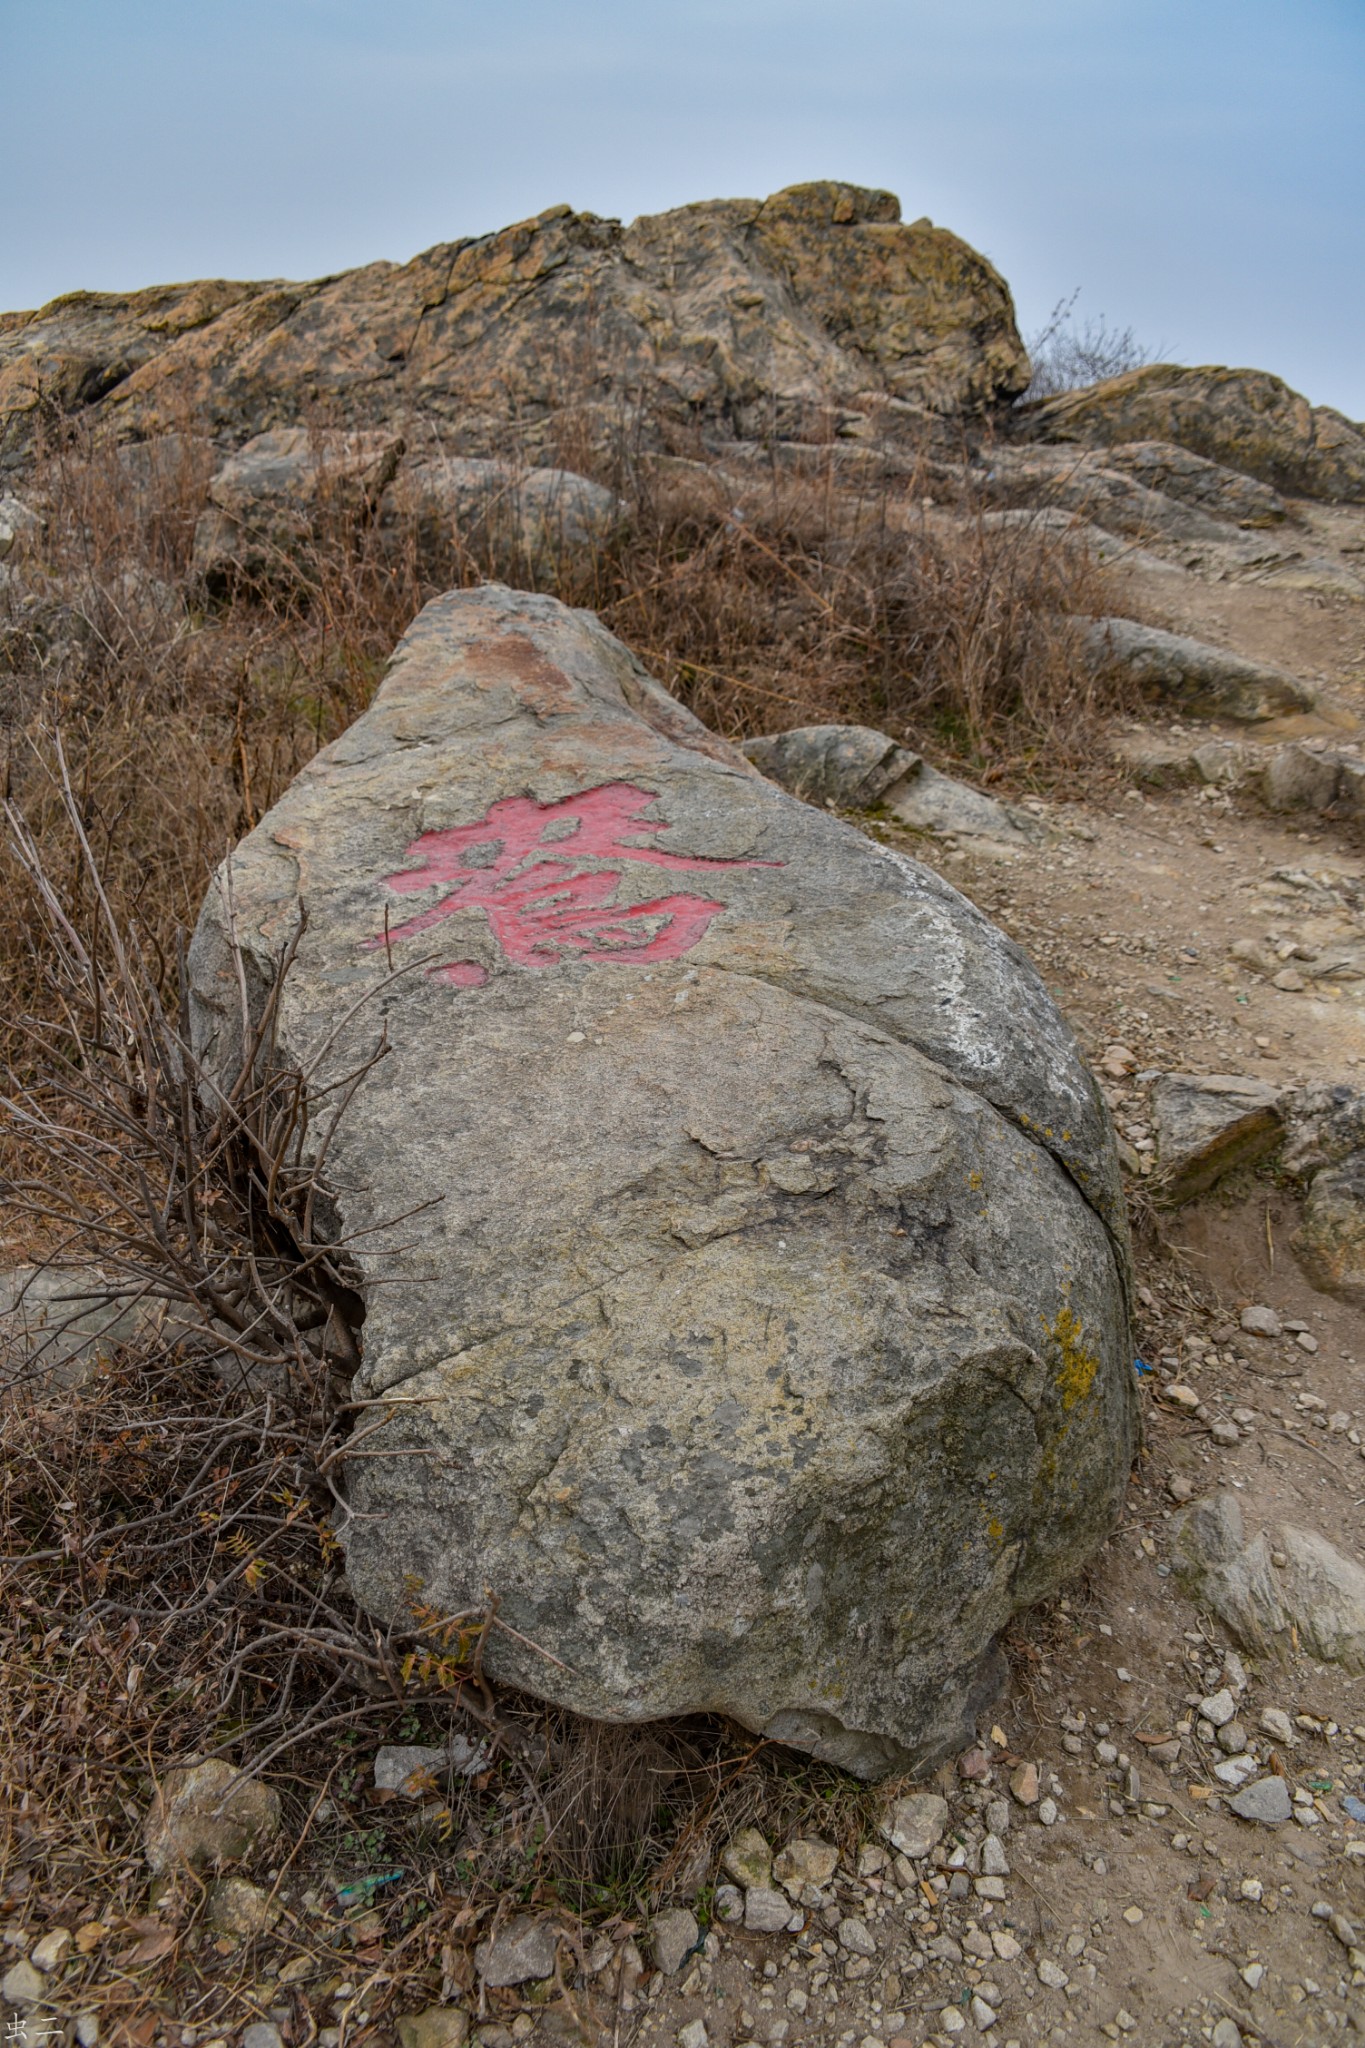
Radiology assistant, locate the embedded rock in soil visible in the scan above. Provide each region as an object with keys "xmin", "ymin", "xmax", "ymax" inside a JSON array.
[
  {"xmin": 1172, "ymin": 1491, "xmax": 1365, "ymax": 1671},
  {"xmin": 1281, "ymin": 1084, "xmax": 1365, "ymax": 1180},
  {"xmin": 191, "ymin": 427, "xmax": 405, "ymax": 592},
  {"xmin": 143, "ymin": 1759, "xmax": 281, "ymax": 1874},
  {"xmin": 475, "ymin": 1917, "xmax": 560, "ymax": 1988},
  {"xmin": 1228, "ymin": 1776, "xmax": 1294, "ymax": 1826},
  {"xmin": 650, "ymin": 1907, "xmax": 699, "ymax": 1975},
  {"xmin": 1018, "ymin": 362, "xmax": 1365, "ymax": 503},
  {"xmin": 0, "ymin": 1264, "xmax": 156, "ymax": 1393},
  {"xmin": 1262, "ymin": 743, "xmax": 1365, "ymax": 819},
  {"xmin": 206, "ymin": 1877, "xmax": 279, "ymax": 1937},
  {"xmin": 742, "ymin": 724, "xmax": 1038, "ymax": 843},
  {"xmin": 1149, "ymin": 1073, "xmax": 1285, "ymax": 1203},
  {"xmin": 385, "ymin": 457, "xmax": 621, "ymax": 577},
  {"xmin": 1294, "ymin": 1152, "xmax": 1365, "ymax": 1302},
  {"xmin": 881, "ymin": 1793, "xmax": 950, "ymax": 1859},
  {"xmin": 1082, "ymin": 617, "xmax": 1316, "ymax": 722},
  {"xmin": 0, "ymin": 183, "xmax": 1028, "ymax": 473},
  {"xmin": 397, "ymin": 2012, "xmax": 469, "ymax": 2048},
  {"xmin": 188, "ymin": 584, "xmax": 1135, "ymax": 1780}
]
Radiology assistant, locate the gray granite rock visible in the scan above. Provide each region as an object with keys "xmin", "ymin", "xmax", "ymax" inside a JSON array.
[
  {"xmin": 742, "ymin": 724, "xmax": 1039, "ymax": 844},
  {"xmin": 191, "ymin": 427, "xmax": 405, "ymax": 591},
  {"xmin": 1228, "ymin": 1776, "xmax": 1293, "ymax": 1826},
  {"xmin": 650, "ymin": 1906, "xmax": 699, "ymax": 1974},
  {"xmin": 474, "ymin": 1916, "xmax": 560, "ymax": 1987},
  {"xmin": 387, "ymin": 457, "xmax": 621, "ymax": 576},
  {"xmin": 1083, "ymin": 616, "xmax": 1316, "ymax": 721},
  {"xmin": 1172, "ymin": 1491, "xmax": 1365, "ymax": 1671},
  {"xmin": 1149, "ymin": 1073, "xmax": 1285, "ymax": 1202},
  {"xmin": 189, "ymin": 586, "xmax": 1135, "ymax": 1780}
]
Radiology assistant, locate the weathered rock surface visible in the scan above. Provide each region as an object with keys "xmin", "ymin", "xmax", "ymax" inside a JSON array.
[
  {"xmin": 741, "ymin": 723, "xmax": 1038, "ymax": 844},
  {"xmin": 1083, "ymin": 616, "xmax": 1316, "ymax": 721},
  {"xmin": 0, "ymin": 1265, "xmax": 152, "ymax": 1392},
  {"xmin": 974, "ymin": 505, "xmax": 1178, "ymax": 575},
  {"xmin": 387, "ymin": 457, "xmax": 621, "ymax": 574},
  {"xmin": 1149, "ymin": 1074, "xmax": 1286, "ymax": 1202},
  {"xmin": 977, "ymin": 445, "xmax": 1247, "ymax": 543},
  {"xmin": 474, "ymin": 1916, "xmax": 560, "ymax": 1988},
  {"xmin": 1281, "ymin": 1083, "xmax": 1365, "ymax": 1180},
  {"xmin": 189, "ymin": 586, "xmax": 1134, "ymax": 1779},
  {"xmin": 1, "ymin": 183, "xmax": 1028, "ymax": 475},
  {"xmin": 396, "ymin": 2010, "xmax": 469, "ymax": 2048},
  {"xmin": 1091, "ymin": 440, "xmax": 1288, "ymax": 527},
  {"xmin": 1262, "ymin": 742, "xmax": 1365, "ymax": 822},
  {"xmin": 650, "ymin": 1906, "xmax": 699, "ymax": 1974},
  {"xmin": 881, "ymin": 1792, "xmax": 950, "ymax": 1859},
  {"xmin": 191, "ymin": 427, "xmax": 405, "ymax": 590},
  {"xmin": 1172, "ymin": 1491, "xmax": 1365, "ymax": 1670},
  {"xmin": 0, "ymin": 491, "xmax": 38, "ymax": 557},
  {"xmin": 206, "ymin": 1876, "xmax": 279, "ymax": 1937},
  {"xmin": 372, "ymin": 1736, "xmax": 486, "ymax": 1796},
  {"xmin": 1019, "ymin": 364, "xmax": 1365, "ymax": 504},
  {"xmin": 1113, "ymin": 733, "xmax": 1253, "ymax": 788},
  {"xmin": 143, "ymin": 1759, "xmax": 280, "ymax": 1873},
  {"xmin": 1295, "ymin": 1154, "xmax": 1365, "ymax": 1302}
]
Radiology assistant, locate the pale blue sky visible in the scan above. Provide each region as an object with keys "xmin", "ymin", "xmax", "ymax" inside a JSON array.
[{"xmin": 4, "ymin": 0, "xmax": 1363, "ymax": 415}]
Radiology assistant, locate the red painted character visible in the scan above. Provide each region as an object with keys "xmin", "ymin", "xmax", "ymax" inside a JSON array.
[{"xmin": 365, "ymin": 782, "xmax": 777, "ymax": 980}]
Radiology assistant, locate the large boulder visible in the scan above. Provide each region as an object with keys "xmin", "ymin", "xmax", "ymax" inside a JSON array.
[
  {"xmin": 188, "ymin": 586, "xmax": 1135, "ymax": 1779},
  {"xmin": 1, "ymin": 184, "xmax": 1027, "ymax": 475},
  {"xmin": 1018, "ymin": 364, "xmax": 1365, "ymax": 504}
]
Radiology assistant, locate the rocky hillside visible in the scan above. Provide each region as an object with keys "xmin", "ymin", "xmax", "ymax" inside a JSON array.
[
  {"xmin": 0, "ymin": 181, "xmax": 1028, "ymax": 471},
  {"xmin": 4, "ymin": 180, "xmax": 1365, "ymax": 2048}
]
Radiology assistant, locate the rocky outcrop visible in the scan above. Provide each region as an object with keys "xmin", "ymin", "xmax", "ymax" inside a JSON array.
[
  {"xmin": 1091, "ymin": 440, "xmax": 1287, "ymax": 526},
  {"xmin": 741, "ymin": 723, "xmax": 1041, "ymax": 844},
  {"xmin": 0, "ymin": 183, "xmax": 1028, "ymax": 476},
  {"xmin": 977, "ymin": 446, "xmax": 1258, "ymax": 543},
  {"xmin": 1083, "ymin": 616, "xmax": 1316, "ymax": 721},
  {"xmin": 1019, "ymin": 365, "xmax": 1365, "ymax": 504},
  {"xmin": 188, "ymin": 586, "xmax": 1134, "ymax": 1780}
]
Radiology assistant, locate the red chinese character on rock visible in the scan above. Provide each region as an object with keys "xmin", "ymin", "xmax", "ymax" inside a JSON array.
[{"xmin": 366, "ymin": 781, "xmax": 778, "ymax": 980}]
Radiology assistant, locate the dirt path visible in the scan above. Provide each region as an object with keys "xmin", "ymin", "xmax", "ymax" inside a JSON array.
[{"xmin": 630, "ymin": 535, "xmax": 1365, "ymax": 2047}]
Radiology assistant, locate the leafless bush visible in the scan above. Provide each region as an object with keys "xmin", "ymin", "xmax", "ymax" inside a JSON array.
[{"xmin": 1022, "ymin": 289, "xmax": 1159, "ymax": 400}]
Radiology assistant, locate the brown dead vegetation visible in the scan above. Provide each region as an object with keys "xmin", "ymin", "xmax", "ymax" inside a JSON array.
[{"xmin": 0, "ymin": 413, "xmax": 1131, "ymax": 2038}]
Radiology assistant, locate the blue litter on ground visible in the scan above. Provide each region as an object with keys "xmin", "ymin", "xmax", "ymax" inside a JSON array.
[
  {"xmin": 336, "ymin": 1869, "xmax": 406, "ymax": 1903},
  {"xmin": 1134, "ymin": 1357, "xmax": 1154, "ymax": 1376},
  {"xmin": 1343, "ymin": 1795, "xmax": 1365, "ymax": 1824}
]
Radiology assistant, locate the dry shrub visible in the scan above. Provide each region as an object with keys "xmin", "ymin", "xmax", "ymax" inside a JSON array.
[
  {"xmin": 599, "ymin": 451, "xmax": 1122, "ymax": 773},
  {"xmin": 0, "ymin": 405, "xmax": 1128, "ymax": 2028},
  {"xmin": 0, "ymin": 769, "xmax": 882, "ymax": 2035}
]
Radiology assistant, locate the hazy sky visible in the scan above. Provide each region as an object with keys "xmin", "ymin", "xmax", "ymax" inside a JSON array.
[{"xmin": 5, "ymin": 0, "xmax": 1363, "ymax": 416}]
